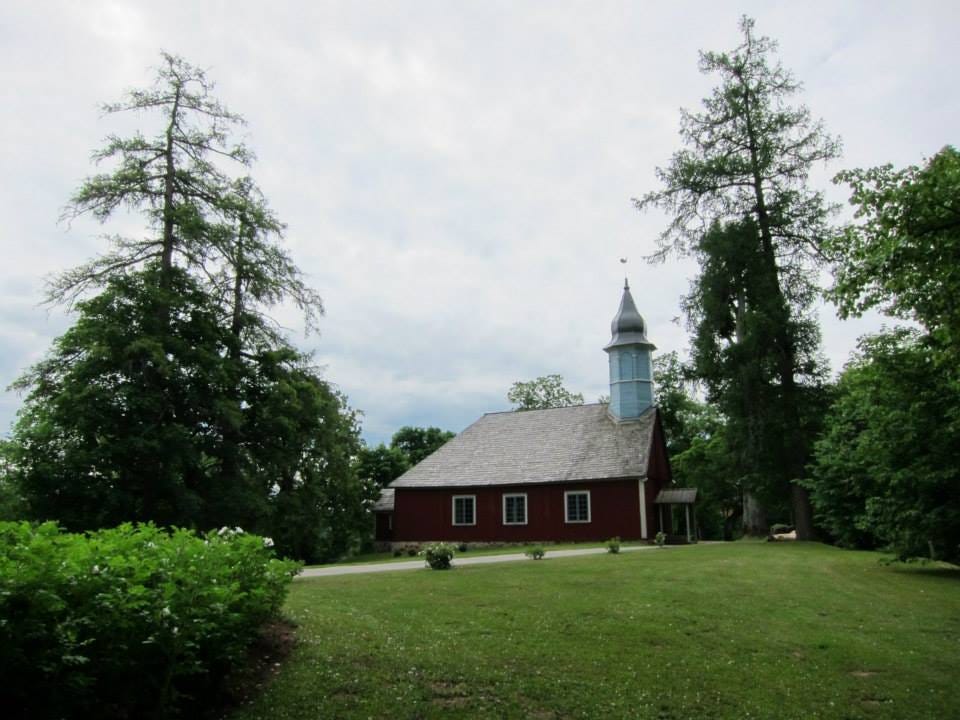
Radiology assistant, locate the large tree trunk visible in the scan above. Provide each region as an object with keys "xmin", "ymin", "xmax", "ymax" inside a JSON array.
[
  {"xmin": 790, "ymin": 482, "xmax": 815, "ymax": 540},
  {"xmin": 742, "ymin": 492, "xmax": 768, "ymax": 536}
]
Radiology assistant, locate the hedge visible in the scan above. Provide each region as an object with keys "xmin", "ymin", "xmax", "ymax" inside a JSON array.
[{"xmin": 0, "ymin": 521, "xmax": 300, "ymax": 719}]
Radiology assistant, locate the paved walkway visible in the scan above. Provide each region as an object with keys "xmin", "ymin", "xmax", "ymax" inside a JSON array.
[{"xmin": 299, "ymin": 543, "xmax": 667, "ymax": 578}]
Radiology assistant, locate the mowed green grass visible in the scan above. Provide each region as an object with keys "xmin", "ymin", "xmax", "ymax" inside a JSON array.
[{"xmin": 233, "ymin": 543, "xmax": 960, "ymax": 719}]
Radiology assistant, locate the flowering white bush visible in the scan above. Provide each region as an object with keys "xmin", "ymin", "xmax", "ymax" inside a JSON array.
[{"xmin": 421, "ymin": 542, "xmax": 455, "ymax": 570}]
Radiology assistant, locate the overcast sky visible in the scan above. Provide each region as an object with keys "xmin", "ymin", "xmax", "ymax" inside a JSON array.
[{"xmin": 2, "ymin": 1, "xmax": 957, "ymax": 445}]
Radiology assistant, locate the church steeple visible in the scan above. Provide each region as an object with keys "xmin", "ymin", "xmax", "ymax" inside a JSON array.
[{"xmin": 604, "ymin": 279, "xmax": 656, "ymax": 419}]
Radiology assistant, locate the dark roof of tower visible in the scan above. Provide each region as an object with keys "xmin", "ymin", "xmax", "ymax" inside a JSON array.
[{"xmin": 604, "ymin": 279, "xmax": 655, "ymax": 351}]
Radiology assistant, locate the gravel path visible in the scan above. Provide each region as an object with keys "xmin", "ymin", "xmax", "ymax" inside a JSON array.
[{"xmin": 298, "ymin": 543, "xmax": 665, "ymax": 578}]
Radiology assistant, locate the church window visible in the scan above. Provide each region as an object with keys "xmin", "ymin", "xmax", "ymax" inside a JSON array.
[
  {"xmin": 564, "ymin": 491, "xmax": 591, "ymax": 523},
  {"xmin": 452, "ymin": 495, "xmax": 476, "ymax": 526},
  {"xmin": 503, "ymin": 494, "xmax": 528, "ymax": 525}
]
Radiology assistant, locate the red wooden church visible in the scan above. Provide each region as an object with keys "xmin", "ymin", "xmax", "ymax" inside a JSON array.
[{"xmin": 374, "ymin": 280, "xmax": 695, "ymax": 546}]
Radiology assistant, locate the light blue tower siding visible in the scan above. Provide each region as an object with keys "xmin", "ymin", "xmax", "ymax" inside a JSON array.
[
  {"xmin": 608, "ymin": 347, "xmax": 654, "ymax": 418},
  {"xmin": 603, "ymin": 281, "xmax": 656, "ymax": 420}
]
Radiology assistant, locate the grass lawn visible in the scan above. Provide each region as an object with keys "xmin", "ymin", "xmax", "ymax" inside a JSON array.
[{"xmin": 234, "ymin": 542, "xmax": 960, "ymax": 719}]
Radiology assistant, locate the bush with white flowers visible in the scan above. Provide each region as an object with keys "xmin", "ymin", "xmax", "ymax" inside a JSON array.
[
  {"xmin": 0, "ymin": 521, "xmax": 300, "ymax": 718},
  {"xmin": 421, "ymin": 541, "xmax": 455, "ymax": 569}
]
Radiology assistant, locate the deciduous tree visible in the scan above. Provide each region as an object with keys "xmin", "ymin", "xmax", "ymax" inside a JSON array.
[
  {"xmin": 390, "ymin": 426, "xmax": 456, "ymax": 465},
  {"xmin": 828, "ymin": 146, "xmax": 960, "ymax": 360},
  {"xmin": 507, "ymin": 374, "xmax": 584, "ymax": 411},
  {"xmin": 355, "ymin": 444, "xmax": 411, "ymax": 487},
  {"xmin": 804, "ymin": 330, "xmax": 960, "ymax": 562}
]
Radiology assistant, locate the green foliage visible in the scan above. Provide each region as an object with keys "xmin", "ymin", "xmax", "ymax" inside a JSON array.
[
  {"xmin": 651, "ymin": 352, "xmax": 744, "ymax": 540},
  {"xmin": 354, "ymin": 427, "xmax": 454, "ymax": 490},
  {"xmin": 804, "ymin": 330, "xmax": 960, "ymax": 562},
  {"xmin": 422, "ymin": 542, "xmax": 455, "ymax": 570},
  {"xmin": 637, "ymin": 17, "xmax": 839, "ymax": 538},
  {"xmin": 0, "ymin": 521, "xmax": 298, "ymax": 719},
  {"xmin": 525, "ymin": 545, "xmax": 545, "ymax": 560},
  {"xmin": 254, "ymin": 365, "xmax": 371, "ymax": 564},
  {"xmin": 8, "ymin": 267, "xmax": 371, "ymax": 563},
  {"xmin": 355, "ymin": 443, "xmax": 410, "ymax": 487},
  {"xmin": 811, "ymin": 146, "xmax": 960, "ymax": 563},
  {"xmin": 354, "ymin": 425, "xmax": 456, "ymax": 491},
  {"xmin": 655, "ymin": 531, "xmax": 667, "ymax": 548},
  {"xmin": 6, "ymin": 54, "xmax": 374, "ymax": 562},
  {"xmin": 52, "ymin": 53, "xmax": 250, "ymax": 306},
  {"xmin": 635, "ymin": 17, "xmax": 840, "ymax": 259},
  {"xmin": 507, "ymin": 374, "xmax": 584, "ymax": 410},
  {"xmin": 684, "ymin": 220, "xmax": 828, "ymax": 517},
  {"xmin": 829, "ymin": 146, "xmax": 960, "ymax": 358},
  {"xmin": 606, "ymin": 536, "xmax": 621, "ymax": 554},
  {"xmin": 457, "ymin": 542, "xmax": 469, "ymax": 553},
  {"xmin": 0, "ymin": 441, "xmax": 27, "ymax": 521},
  {"xmin": 653, "ymin": 352, "xmax": 708, "ymax": 456},
  {"xmin": 390, "ymin": 426, "xmax": 456, "ymax": 465},
  {"xmin": 671, "ymin": 424, "xmax": 741, "ymax": 540},
  {"xmin": 10, "ymin": 267, "xmax": 234, "ymax": 530}
]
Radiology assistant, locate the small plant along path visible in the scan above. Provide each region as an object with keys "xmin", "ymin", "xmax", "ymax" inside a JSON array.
[{"xmin": 298, "ymin": 544, "xmax": 668, "ymax": 578}]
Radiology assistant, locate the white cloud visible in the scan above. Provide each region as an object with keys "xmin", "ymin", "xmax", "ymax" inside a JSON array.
[{"xmin": 2, "ymin": 1, "xmax": 957, "ymax": 444}]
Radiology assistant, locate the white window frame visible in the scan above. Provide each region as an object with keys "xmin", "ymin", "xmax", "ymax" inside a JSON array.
[
  {"xmin": 502, "ymin": 493, "xmax": 528, "ymax": 526},
  {"xmin": 564, "ymin": 490, "xmax": 591, "ymax": 524},
  {"xmin": 452, "ymin": 494, "xmax": 476, "ymax": 526}
]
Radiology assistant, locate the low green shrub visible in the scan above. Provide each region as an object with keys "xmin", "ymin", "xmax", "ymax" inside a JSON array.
[
  {"xmin": 0, "ymin": 521, "xmax": 299, "ymax": 719},
  {"xmin": 406, "ymin": 545, "xmax": 420, "ymax": 557},
  {"xmin": 607, "ymin": 536, "xmax": 621, "ymax": 554},
  {"xmin": 393, "ymin": 548, "xmax": 404, "ymax": 557},
  {"xmin": 655, "ymin": 531, "xmax": 667, "ymax": 548},
  {"xmin": 525, "ymin": 545, "xmax": 546, "ymax": 560},
  {"xmin": 457, "ymin": 542, "xmax": 468, "ymax": 553},
  {"xmin": 422, "ymin": 542, "xmax": 455, "ymax": 570}
]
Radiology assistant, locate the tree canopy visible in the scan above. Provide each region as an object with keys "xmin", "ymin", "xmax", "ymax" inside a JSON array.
[
  {"xmin": 803, "ymin": 330, "xmax": 960, "ymax": 562},
  {"xmin": 828, "ymin": 146, "xmax": 960, "ymax": 359},
  {"xmin": 390, "ymin": 426, "xmax": 456, "ymax": 465},
  {"xmin": 507, "ymin": 374, "xmax": 584, "ymax": 411},
  {"xmin": 354, "ymin": 426, "xmax": 456, "ymax": 487}
]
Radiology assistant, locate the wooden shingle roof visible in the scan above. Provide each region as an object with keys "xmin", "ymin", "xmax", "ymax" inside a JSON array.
[
  {"xmin": 654, "ymin": 488, "xmax": 698, "ymax": 504},
  {"xmin": 389, "ymin": 403, "xmax": 657, "ymax": 489},
  {"xmin": 373, "ymin": 488, "xmax": 395, "ymax": 512}
]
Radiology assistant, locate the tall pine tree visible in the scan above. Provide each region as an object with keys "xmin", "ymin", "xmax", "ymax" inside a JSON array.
[
  {"xmin": 636, "ymin": 17, "xmax": 839, "ymax": 538},
  {"xmin": 10, "ymin": 54, "xmax": 372, "ymax": 561}
]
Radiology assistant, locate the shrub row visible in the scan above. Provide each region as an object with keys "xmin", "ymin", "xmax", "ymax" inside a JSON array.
[{"xmin": 0, "ymin": 521, "xmax": 300, "ymax": 719}]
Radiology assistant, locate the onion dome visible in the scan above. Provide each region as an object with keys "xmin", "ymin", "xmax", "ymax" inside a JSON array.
[{"xmin": 604, "ymin": 279, "xmax": 654, "ymax": 351}]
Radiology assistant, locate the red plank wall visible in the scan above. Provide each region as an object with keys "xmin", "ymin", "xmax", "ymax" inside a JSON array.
[
  {"xmin": 393, "ymin": 478, "xmax": 647, "ymax": 543},
  {"xmin": 374, "ymin": 512, "xmax": 392, "ymax": 542}
]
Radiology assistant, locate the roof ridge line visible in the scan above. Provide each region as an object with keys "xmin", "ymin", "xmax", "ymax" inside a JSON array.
[{"xmin": 483, "ymin": 402, "xmax": 606, "ymax": 417}]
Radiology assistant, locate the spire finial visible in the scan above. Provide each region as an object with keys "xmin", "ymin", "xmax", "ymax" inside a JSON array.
[{"xmin": 620, "ymin": 257, "xmax": 629, "ymax": 289}]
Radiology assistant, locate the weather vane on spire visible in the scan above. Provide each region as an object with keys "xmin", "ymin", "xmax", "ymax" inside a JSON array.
[{"xmin": 619, "ymin": 257, "xmax": 629, "ymax": 289}]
